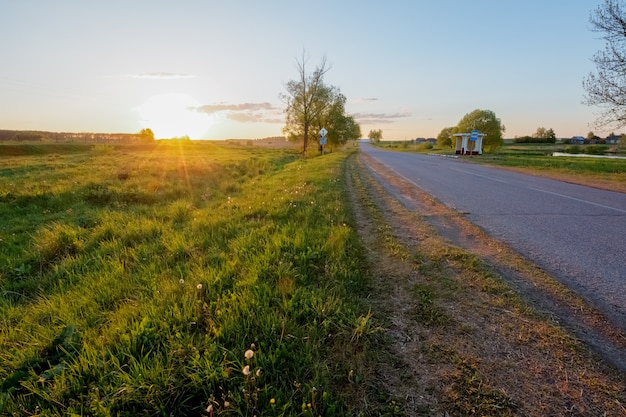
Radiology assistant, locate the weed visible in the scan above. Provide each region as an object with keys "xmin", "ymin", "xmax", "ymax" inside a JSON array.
[
  {"xmin": 352, "ymin": 309, "xmax": 384, "ymax": 341},
  {"xmin": 413, "ymin": 284, "xmax": 450, "ymax": 326},
  {"xmin": 443, "ymin": 357, "xmax": 517, "ymax": 415},
  {"xmin": 31, "ymin": 222, "xmax": 84, "ymax": 265}
]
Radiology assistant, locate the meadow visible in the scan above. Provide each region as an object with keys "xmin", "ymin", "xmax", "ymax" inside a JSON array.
[
  {"xmin": 3, "ymin": 140, "xmax": 626, "ymax": 416},
  {"xmin": 0, "ymin": 142, "xmax": 373, "ymax": 416}
]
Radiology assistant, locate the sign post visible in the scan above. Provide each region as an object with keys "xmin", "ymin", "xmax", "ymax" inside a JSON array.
[
  {"xmin": 319, "ymin": 127, "xmax": 328, "ymax": 154},
  {"xmin": 469, "ymin": 130, "xmax": 478, "ymax": 155}
]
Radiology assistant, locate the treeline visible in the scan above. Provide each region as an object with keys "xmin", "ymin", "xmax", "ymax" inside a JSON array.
[
  {"xmin": 514, "ymin": 136, "xmax": 557, "ymax": 144},
  {"xmin": 0, "ymin": 129, "xmax": 147, "ymax": 144}
]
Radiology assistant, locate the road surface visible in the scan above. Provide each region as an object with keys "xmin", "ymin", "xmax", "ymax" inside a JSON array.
[{"xmin": 360, "ymin": 143, "xmax": 626, "ymax": 329}]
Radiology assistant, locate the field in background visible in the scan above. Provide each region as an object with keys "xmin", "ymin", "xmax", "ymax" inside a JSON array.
[
  {"xmin": 0, "ymin": 142, "xmax": 374, "ymax": 415},
  {"xmin": 373, "ymin": 141, "xmax": 626, "ymax": 192}
]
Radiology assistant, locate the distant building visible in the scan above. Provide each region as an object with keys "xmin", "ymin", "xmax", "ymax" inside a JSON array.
[
  {"xmin": 606, "ymin": 135, "xmax": 621, "ymax": 145},
  {"xmin": 414, "ymin": 137, "xmax": 436, "ymax": 144},
  {"xmin": 570, "ymin": 136, "xmax": 585, "ymax": 144}
]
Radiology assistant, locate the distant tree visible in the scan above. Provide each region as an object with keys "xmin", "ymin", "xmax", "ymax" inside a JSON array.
[
  {"xmin": 587, "ymin": 131, "xmax": 596, "ymax": 140},
  {"xmin": 583, "ymin": 0, "xmax": 626, "ymax": 128},
  {"xmin": 139, "ymin": 128, "xmax": 155, "ymax": 142},
  {"xmin": 533, "ymin": 127, "xmax": 556, "ymax": 139},
  {"xmin": 533, "ymin": 127, "xmax": 547, "ymax": 138},
  {"xmin": 437, "ymin": 126, "xmax": 454, "ymax": 148},
  {"xmin": 619, "ymin": 134, "xmax": 626, "ymax": 148},
  {"xmin": 282, "ymin": 52, "xmax": 331, "ymax": 155},
  {"xmin": 368, "ymin": 129, "xmax": 383, "ymax": 143},
  {"xmin": 454, "ymin": 109, "xmax": 505, "ymax": 152}
]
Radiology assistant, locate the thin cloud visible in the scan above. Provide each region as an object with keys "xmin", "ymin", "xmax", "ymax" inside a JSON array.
[
  {"xmin": 352, "ymin": 111, "xmax": 412, "ymax": 124},
  {"xmin": 196, "ymin": 102, "xmax": 283, "ymax": 123},
  {"xmin": 127, "ymin": 72, "xmax": 196, "ymax": 79},
  {"xmin": 197, "ymin": 102, "xmax": 278, "ymax": 113},
  {"xmin": 350, "ymin": 97, "xmax": 379, "ymax": 103}
]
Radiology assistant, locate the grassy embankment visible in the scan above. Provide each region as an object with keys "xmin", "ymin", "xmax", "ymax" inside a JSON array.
[{"xmin": 0, "ymin": 142, "xmax": 376, "ymax": 416}]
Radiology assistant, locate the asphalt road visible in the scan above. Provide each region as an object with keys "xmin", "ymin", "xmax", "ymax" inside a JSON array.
[{"xmin": 360, "ymin": 143, "xmax": 626, "ymax": 329}]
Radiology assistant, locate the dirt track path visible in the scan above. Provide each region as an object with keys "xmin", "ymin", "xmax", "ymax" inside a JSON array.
[{"xmin": 346, "ymin": 152, "xmax": 626, "ymax": 416}]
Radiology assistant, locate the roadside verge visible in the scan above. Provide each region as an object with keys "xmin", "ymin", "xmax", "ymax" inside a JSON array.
[{"xmin": 347, "ymin": 152, "xmax": 626, "ymax": 416}]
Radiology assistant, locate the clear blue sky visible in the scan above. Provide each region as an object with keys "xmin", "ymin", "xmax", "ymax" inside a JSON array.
[{"xmin": 0, "ymin": 1, "xmax": 608, "ymax": 140}]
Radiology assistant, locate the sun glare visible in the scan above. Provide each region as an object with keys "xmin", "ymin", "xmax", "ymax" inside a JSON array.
[{"xmin": 138, "ymin": 94, "xmax": 211, "ymax": 139}]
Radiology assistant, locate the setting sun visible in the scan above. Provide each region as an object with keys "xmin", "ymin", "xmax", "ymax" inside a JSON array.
[{"xmin": 137, "ymin": 94, "xmax": 212, "ymax": 139}]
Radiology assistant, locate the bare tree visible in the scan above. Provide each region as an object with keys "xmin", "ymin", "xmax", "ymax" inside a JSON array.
[
  {"xmin": 282, "ymin": 52, "xmax": 330, "ymax": 155},
  {"xmin": 583, "ymin": 0, "xmax": 626, "ymax": 128}
]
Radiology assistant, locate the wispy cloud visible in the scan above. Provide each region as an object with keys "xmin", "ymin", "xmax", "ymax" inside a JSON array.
[
  {"xmin": 197, "ymin": 102, "xmax": 277, "ymax": 113},
  {"xmin": 350, "ymin": 97, "xmax": 380, "ymax": 104},
  {"xmin": 127, "ymin": 72, "xmax": 196, "ymax": 79},
  {"xmin": 351, "ymin": 111, "xmax": 412, "ymax": 124},
  {"xmin": 196, "ymin": 102, "xmax": 283, "ymax": 123}
]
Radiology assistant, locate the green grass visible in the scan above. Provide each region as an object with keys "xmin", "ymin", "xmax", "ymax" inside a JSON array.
[
  {"xmin": 0, "ymin": 142, "xmax": 372, "ymax": 416},
  {"xmin": 478, "ymin": 151, "xmax": 626, "ymax": 174}
]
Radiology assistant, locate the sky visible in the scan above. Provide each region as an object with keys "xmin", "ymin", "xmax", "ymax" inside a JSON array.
[{"xmin": 0, "ymin": 1, "xmax": 611, "ymax": 140}]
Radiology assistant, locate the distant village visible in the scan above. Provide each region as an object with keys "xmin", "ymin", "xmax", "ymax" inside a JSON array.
[{"xmin": 411, "ymin": 133, "xmax": 623, "ymax": 145}]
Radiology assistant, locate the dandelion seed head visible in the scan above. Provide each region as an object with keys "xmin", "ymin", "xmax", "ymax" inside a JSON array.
[
  {"xmin": 243, "ymin": 365, "xmax": 251, "ymax": 376},
  {"xmin": 256, "ymin": 368, "xmax": 262, "ymax": 377},
  {"xmin": 206, "ymin": 404, "xmax": 213, "ymax": 412},
  {"xmin": 179, "ymin": 279, "xmax": 185, "ymax": 284},
  {"xmin": 245, "ymin": 349, "xmax": 254, "ymax": 360},
  {"xmin": 196, "ymin": 284, "xmax": 203, "ymax": 290}
]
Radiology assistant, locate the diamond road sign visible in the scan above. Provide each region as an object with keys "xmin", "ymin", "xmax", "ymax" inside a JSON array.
[{"xmin": 319, "ymin": 127, "xmax": 328, "ymax": 137}]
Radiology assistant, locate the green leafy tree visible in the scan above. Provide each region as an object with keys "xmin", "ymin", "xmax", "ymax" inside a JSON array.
[
  {"xmin": 282, "ymin": 53, "xmax": 331, "ymax": 155},
  {"xmin": 312, "ymin": 87, "xmax": 361, "ymax": 148},
  {"xmin": 368, "ymin": 129, "xmax": 383, "ymax": 143},
  {"xmin": 437, "ymin": 126, "xmax": 454, "ymax": 148},
  {"xmin": 455, "ymin": 109, "xmax": 505, "ymax": 152},
  {"xmin": 533, "ymin": 127, "xmax": 555, "ymax": 139},
  {"xmin": 584, "ymin": 0, "xmax": 626, "ymax": 128},
  {"xmin": 138, "ymin": 128, "xmax": 155, "ymax": 142}
]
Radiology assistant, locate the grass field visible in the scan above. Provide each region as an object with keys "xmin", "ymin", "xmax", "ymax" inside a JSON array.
[
  {"xmin": 0, "ymin": 142, "xmax": 374, "ymax": 416},
  {"xmin": 2, "ymin": 141, "xmax": 626, "ymax": 416}
]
